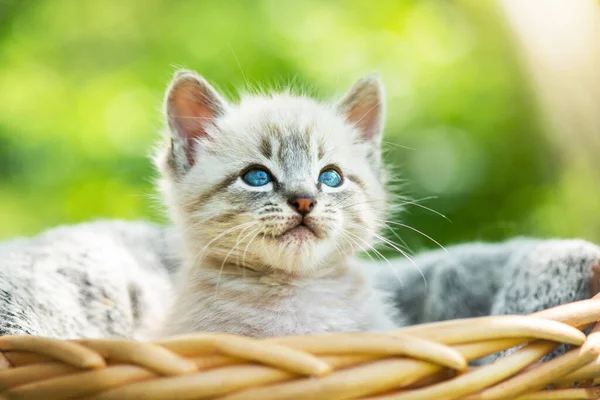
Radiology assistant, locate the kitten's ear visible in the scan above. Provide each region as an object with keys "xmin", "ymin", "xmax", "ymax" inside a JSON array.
[
  {"xmin": 164, "ymin": 70, "xmax": 228, "ymax": 167},
  {"xmin": 336, "ymin": 74, "xmax": 385, "ymax": 144}
]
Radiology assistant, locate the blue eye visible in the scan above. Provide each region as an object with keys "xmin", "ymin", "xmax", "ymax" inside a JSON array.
[
  {"xmin": 318, "ymin": 169, "xmax": 343, "ymax": 187},
  {"xmin": 242, "ymin": 168, "xmax": 272, "ymax": 187}
]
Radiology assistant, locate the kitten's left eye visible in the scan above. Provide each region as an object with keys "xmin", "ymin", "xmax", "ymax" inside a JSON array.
[
  {"xmin": 243, "ymin": 168, "xmax": 272, "ymax": 187},
  {"xmin": 318, "ymin": 169, "xmax": 343, "ymax": 188}
]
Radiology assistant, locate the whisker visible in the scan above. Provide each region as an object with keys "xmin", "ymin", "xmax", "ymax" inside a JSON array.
[
  {"xmin": 229, "ymin": 44, "xmax": 251, "ymax": 89},
  {"xmin": 342, "ymin": 229, "xmax": 404, "ymax": 287},
  {"xmin": 190, "ymin": 221, "xmax": 256, "ymax": 269},
  {"xmin": 381, "ymin": 220, "xmax": 447, "ymax": 252},
  {"xmin": 338, "ymin": 194, "xmax": 451, "ymax": 224},
  {"xmin": 242, "ymin": 228, "xmax": 263, "ymax": 268},
  {"xmin": 342, "ymin": 229, "xmax": 390, "ymax": 267},
  {"xmin": 380, "ymin": 140, "xmax": 415, "ymax": 151},
  {"xmin": 338, "ymin": 230, "xmax": 378, "ymax": 264},
  {"xmin": 397, "ymin": 199, "xmax": 452, "ymax": 223},
  {"xmin": 214, "ymin": 224, "xmax": 258, "ymax": 298},
  {"xmin": 340, "ymin": 198, "xmax": 386, "ymax": 210},
  {"xmin": 331, "ymin": 236, "xmax": 347, "ymax": 261},
  {"xmin": 347, "ymin": 223, "xmax": 422, "ymax": 288},
  {"xmin": 351, "ymin": 99, "xmax": 382, "ymax": 130},
  {"xmin": 381, "ymin": 222, "xmax": 413, "ymax": 255}
]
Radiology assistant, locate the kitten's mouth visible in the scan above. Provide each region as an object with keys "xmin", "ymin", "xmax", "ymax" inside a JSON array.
[{"xmin": 281, "ymin": 222, "xmax": 318, "ymax": 240}]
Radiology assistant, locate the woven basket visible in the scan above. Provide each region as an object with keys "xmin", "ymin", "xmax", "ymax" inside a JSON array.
[{"xmin": 2, "ymin": 298, "xmax": 600, "ymax": 400}]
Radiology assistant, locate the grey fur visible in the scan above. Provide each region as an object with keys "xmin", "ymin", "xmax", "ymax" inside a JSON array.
[
  {"xmin": 0, "ymin": 221, "xmax": 176, "ymax": 339},
  {"xmin": 373, "ymin": 238, "xmax": 600, "ymax": 325}
]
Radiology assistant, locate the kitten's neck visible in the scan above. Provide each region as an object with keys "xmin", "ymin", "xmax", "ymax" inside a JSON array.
[
  {"xmin": 193, "ymin": 254, "xmax": 355, "ymax": 282},
  {"xmin": 164, "ymin": 253, "xmax": 394, "ymax": 338}
]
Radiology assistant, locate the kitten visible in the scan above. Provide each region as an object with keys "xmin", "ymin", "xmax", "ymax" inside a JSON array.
[
  {"xmin": 0, "ymin": 69, "xmax": 597, "ymax": 344},
  {"xmin": 156, "ymin": 70, "xmax": 398, "ymax": 337}
]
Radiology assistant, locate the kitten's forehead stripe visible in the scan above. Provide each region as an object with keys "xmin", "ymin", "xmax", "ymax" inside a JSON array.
[
  {"xmin": 211, "ymin": 211, "xmax": 240, "ymax": 224},
  {"xmin": 260, "ymin": 136, "xmax": 273, "ymax": 159},
  {"xmin": 303, "ymin": 124, "xmax": 313, "ymax": 140},
  {"xmin": 186, "ymin": 173, "xmax": 239, "ymax": 212},
  {"xmin": 318, "ymin": 141, "xmax": 325, "ymax": 160},
  {"xmin": 277, "ymin": 132, "xmax": 311, "ymax": 174},
  {"xmin": 267, "ymin": 123, "xmax": 281, "ymax": 136},
  {"xmin": 347, "ymin": 174, "xmax": 367, "ymax": 192},
  {"xmin": 277, "ymin": 136, "xmax": 286, "ymax": 165}
]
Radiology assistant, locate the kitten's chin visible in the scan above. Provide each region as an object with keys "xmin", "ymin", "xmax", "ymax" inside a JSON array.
[
  {"xmin": 280, "ymin": 225, "xmax": 317, "ymax": 245},
  {"xmin": 258, "ymin": 233, "xmax": 340, "ymax": 275}
]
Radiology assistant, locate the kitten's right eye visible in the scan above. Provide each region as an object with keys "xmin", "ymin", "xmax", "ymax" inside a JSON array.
[{"xmin": 242, "ymin": 168, "xmax": 272, "ymax": 187}]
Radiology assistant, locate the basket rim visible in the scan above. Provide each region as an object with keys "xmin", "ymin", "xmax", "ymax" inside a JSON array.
[{"xmin": 0, "ymin": 296, "xmax": 600, "ymax": 400}]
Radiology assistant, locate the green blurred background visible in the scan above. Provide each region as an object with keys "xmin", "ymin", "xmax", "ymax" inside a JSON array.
[{"xmin": 1, "ymin": 0, "xmax": 599, "ymax": 252}]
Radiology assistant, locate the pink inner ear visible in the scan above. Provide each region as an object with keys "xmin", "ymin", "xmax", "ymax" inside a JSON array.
[
  {"xmin": 338, "ymin": 76, "xmax": 384, "ymax": 143},
  {"xmin": 167, "ymin": 78, "xmax": 223, "ymax": 166},
  {"xmin": 345, "ymin": 95, "xmax": 382, "ymax": 141},
  {"xmin": 172, "ymin": 90, "xmax": 214, "ymax": 165}
]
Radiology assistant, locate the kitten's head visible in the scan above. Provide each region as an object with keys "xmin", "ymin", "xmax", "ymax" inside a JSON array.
[{"xmin": 157, "ymin": 70, "xmax": 388, "ymax": 275}]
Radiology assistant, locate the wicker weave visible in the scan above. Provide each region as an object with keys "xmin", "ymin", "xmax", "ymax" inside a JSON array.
[{"xmin": 1, "ymin": 298, "xmax": 600, "ymax": 400}]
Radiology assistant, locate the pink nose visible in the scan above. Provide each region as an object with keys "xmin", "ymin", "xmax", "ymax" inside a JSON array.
[{"xmin": 288, "ymin": 196, "xmax": 316, "ymax": 216}]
